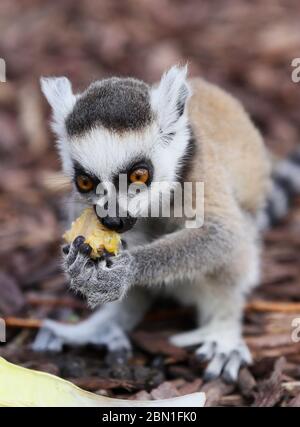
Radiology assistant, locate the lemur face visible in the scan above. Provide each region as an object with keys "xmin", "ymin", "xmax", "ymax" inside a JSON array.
[{"xmin": 41, "ymin": 66, "xmax": 192, "ymax": 232}]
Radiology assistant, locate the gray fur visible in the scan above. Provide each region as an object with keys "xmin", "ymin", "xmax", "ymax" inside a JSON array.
[
  {"xmin": 63, "ymin": 240, "xmax": 135, "ymax": 308},
  {"xmin": 129, "ymin": 221, "xmax": 238, "ymax": 286},
  {"xmin": 66, "ymin": 78, "xmax": 153, "ymax": 136}
]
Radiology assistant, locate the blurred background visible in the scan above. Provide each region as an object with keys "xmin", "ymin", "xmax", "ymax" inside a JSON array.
[{"xmin": 1, "ymin": 0, "xmax": 300, "ymax": 406}]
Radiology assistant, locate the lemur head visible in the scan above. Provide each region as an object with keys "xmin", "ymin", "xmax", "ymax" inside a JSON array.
[{"xmin": 41, "ymin": 66, "xmax": 192, "ymax": 232}]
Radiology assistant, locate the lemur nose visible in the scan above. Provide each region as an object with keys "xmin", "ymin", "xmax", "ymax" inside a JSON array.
[
  {"xmin": 101, "ymin": 216, "xmax": 137, "ymax": 233},
  {"xmin": 101, "ymin": 216, "xmax": 123, "ymax": 232}
]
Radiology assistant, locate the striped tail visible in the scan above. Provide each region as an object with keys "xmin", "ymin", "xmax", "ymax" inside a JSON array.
[{"xmin": 258, "ymin": 148, "xmax": 300, "ymax": 230}]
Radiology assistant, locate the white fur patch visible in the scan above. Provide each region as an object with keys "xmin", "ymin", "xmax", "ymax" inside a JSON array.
[
  {"xmin": 151, "ymin": 65, "xmax": 191, "ymax": 138},
  {"xmin": 40, "ymin": 76, "xmax": 77, "ymax": 173},
  {"xmin": 40, "ymin": 77, "xmax": 76, "ymax": 131}
]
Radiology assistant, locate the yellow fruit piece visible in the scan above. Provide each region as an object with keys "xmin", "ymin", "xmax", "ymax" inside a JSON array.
[
  {"xmin": 0, "ymin": 357, "xmax": 205, "ymax": 407},
  {"xmin": 63, "ymin": 208, "xmax": 121, "ymax": 258}
]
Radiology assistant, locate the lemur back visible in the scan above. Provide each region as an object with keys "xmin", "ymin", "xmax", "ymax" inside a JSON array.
[{"xmin": 187, "ymin": 78, "xmax": 271, "ymax": 218}]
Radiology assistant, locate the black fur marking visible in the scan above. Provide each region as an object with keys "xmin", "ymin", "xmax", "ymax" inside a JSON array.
[
  {"xmin": 177, "ymin": 101, "xmax": 185, "ymax": 117},
  {"xmin": 289, "ymin": 150, "xmax": 300, "ymax": 166},
  {"xmin": 73, "ymin": 161, "xmax": 100, "ymax": 192},
  {"xmin": 265, "ymin": 199, "xmax": 281, "ymax": 227},
  {"xmin": 265, "ymin": 175, "xmax": 294, "ymax": 227},
  {"xmin": 176, "ymin": 84, "xmax": 189, "ymax": 118},
  {"xmin": 66, "ymin": 78, "xmax": 153, "ymax": 136},
  {"xmin": 273, "ymin": 174, "xmax": 296, "ymax": 204},
  {"xmin": 177, "ymin": 125, "xmax": 197, "ymax": 183}
]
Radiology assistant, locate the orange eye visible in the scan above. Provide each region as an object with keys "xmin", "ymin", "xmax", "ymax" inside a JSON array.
[
  {"xmin": 76, "ymin": 175, "xmax": 94, "ymax": 192},
  {"xmin": 129, "ymin": 168, "xmax": 149, "ymax": 184}
]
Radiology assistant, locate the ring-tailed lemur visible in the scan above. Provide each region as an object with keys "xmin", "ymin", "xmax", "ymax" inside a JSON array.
[{"xmin": 33, "ymin": 66, "xmax": 300, "ymax": 382}]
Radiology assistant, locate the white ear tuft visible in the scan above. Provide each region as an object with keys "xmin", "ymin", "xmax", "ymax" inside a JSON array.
[
  {"xmin": 40, "ymin": 77, "xmax": 76, "ymax": 126},
  {"xmin": 151, "ymin": 65, "xmax": 191, "ymax": 136}
]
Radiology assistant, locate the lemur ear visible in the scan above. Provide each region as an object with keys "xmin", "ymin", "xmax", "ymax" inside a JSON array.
[
  {"xmin": 151, "ymin": 65, "xmax": 191, "ymax": 137},
  {"xmin": 40, "ymin": 77, "xmax": 76, "ymax": 133}
]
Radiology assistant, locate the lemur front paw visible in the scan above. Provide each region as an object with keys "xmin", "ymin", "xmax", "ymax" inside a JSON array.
[
  {"xmin": 170, "ymin": 326, "xmax": 252, "ymax": 383},
  {"xmin": 62, "ymin": 236, "xmax": 135, "ymax": 307}
]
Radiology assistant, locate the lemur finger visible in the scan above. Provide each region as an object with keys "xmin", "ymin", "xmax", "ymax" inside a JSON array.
[
  {"xmin": 32, "ymin": 327, "xmax": 54, "ymax": 352},
  {"xmin": 79, "ymin": 242, "xmax": 92, "ymax": 256},
  {"xmin": 239, "ymin": 344, "xmax": 252, "ymax": 365},
  {"xmin": 68, "ymin": 246, "xmax": 93, "ymax": 277},
  {"xmin": 65, "ymin": 236, "xmax": 85, "ymax": 267},
  {"xmin": 87, "ymin": 322, "xmax": 131, "ymax": 352},
  {"xmin": 222, "ymin": 351, "xmax": 241, "ymax": 383},
  {"xmin": 203, "ymin": 352, "xmax": 227, "ymax": 382},
  {"xmin": 105, "ymin": 327, "xmax": 132, "ymax": 352},
  {"xmin": 45, "ymin": 335, "xmax": 64, "ymax": 352},
  {"xmin": 68, "ymin": 255, "xmax": 88, "ymax": 277},
  {"xmin": 99, "ymin": 250, "xmax": 114, "ymax": 267},
  {"xmin": 62, "ymin": 244, "xmax": 70, "ymax": 255},
  {"xmin": 195, "ymin": 341, "xmax": 216, "ymax": 361},
  {"xmin": 32, "ymin": 325, "xmax": 64, "ymax": 352}
]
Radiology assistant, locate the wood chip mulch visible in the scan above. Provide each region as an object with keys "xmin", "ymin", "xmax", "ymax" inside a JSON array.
[{"xmin": 1, "ymin": 0, "xmax": 300, "ymax": 406}]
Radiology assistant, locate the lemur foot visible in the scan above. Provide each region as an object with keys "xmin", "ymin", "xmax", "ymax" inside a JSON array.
[
  {"xmin": 170, "ymin": 325, "xmax": 252, "ymax": 383},
  {"xmin": 32, "ymin": 319, "xmax": 131, "ymax": 355}
]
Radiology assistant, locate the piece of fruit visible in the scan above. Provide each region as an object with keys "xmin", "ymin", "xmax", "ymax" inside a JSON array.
[
  {"xmin": 0, "ymin": 357, "xmax": 205, "ymax": 407},
  {"xmin": 63, "ymin": 208, "xmax": 121, "ymax": 258}
]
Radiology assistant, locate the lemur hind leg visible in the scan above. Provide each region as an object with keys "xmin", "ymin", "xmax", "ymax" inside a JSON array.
[
  {"xmin": 170, "ymin": 239, "xmax": 260, "ymax": 382},
  {"xmin": 33, "ymin": 287, "xmax": 152, "ymax": 357}
]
